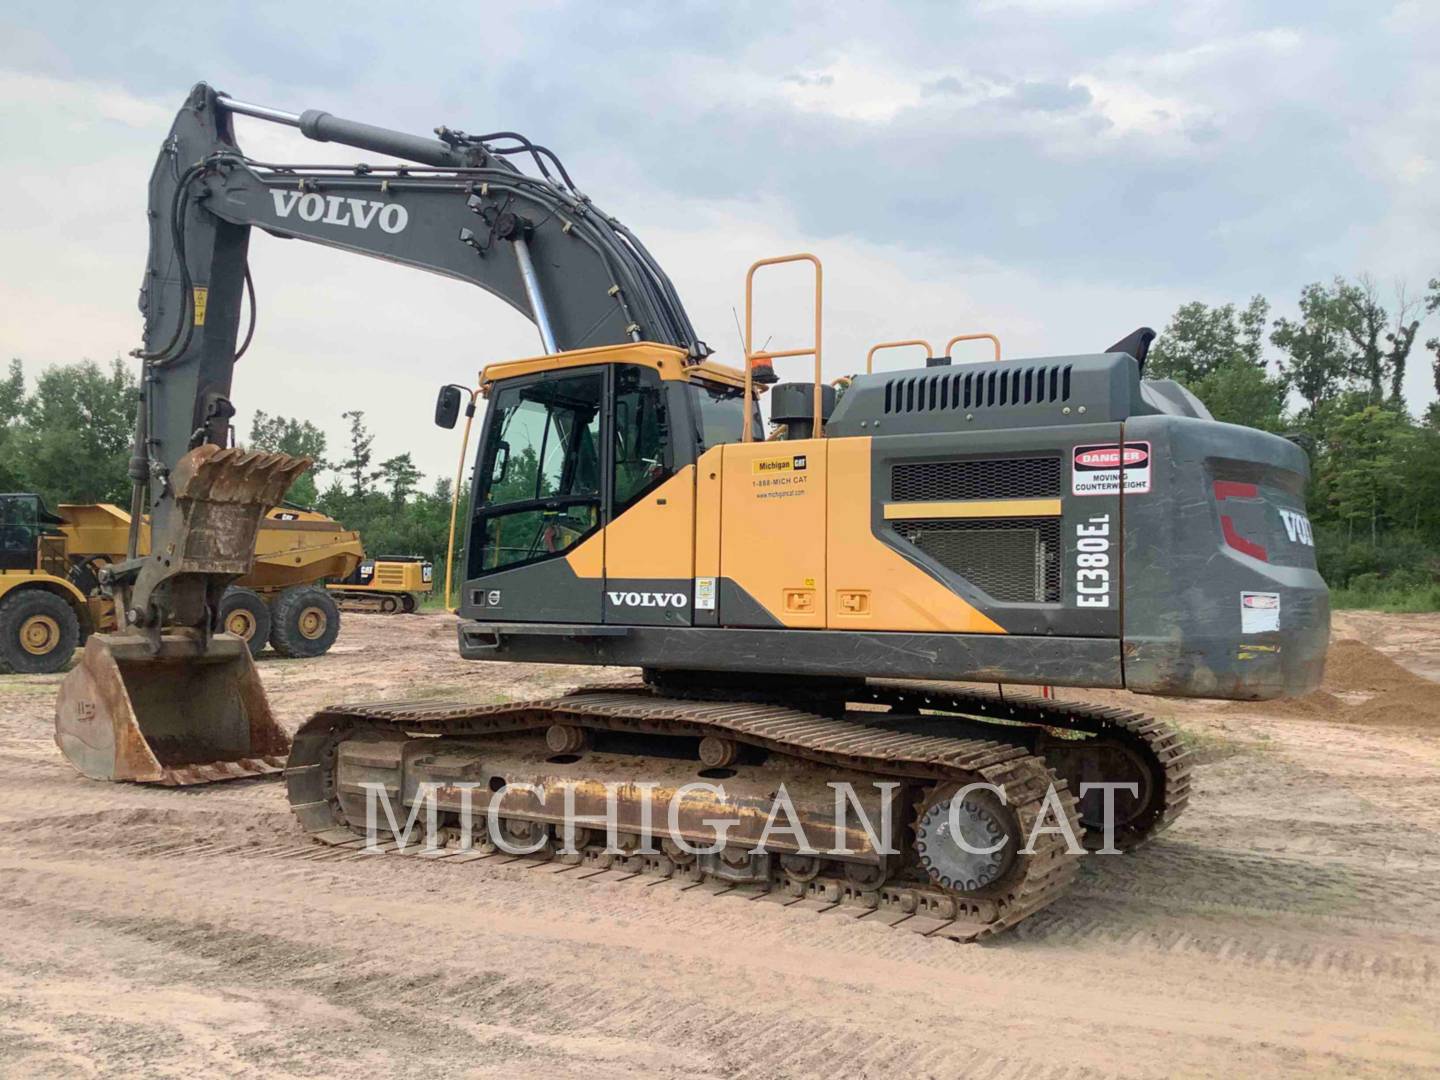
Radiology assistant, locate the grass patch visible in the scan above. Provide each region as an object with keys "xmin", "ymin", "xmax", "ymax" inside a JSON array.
[{"xmin": 1330, "ymin": 581, "xmax": 1440, "ymax": 613}]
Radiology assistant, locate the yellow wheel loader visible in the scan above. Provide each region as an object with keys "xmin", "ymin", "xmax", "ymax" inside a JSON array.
[{"xmin": 53, "ymin": 85, "xmax": 1328, "ymax": 937}]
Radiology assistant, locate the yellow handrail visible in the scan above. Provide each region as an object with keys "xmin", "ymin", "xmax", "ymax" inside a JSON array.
[
  {"xmin": 444, "ymin": 386, "xmax": 484, "ymax": 612},
  {"xmin": 945, "ymin": 333, "xmax": 1002, "ymax": 362},
  {"xmin": 865, "ymin": 338, "xmax": 935, "ymax": 374},
  {"xmin": 743, "ymin": 253, "xmax": 823, "ymax": 442}
]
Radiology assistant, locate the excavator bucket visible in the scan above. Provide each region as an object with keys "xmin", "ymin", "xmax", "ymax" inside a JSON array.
[
  {"xmin": 55, "ymin": 630, "xmax": 290, "ymax": 784},
  {"xmin": 53, "ymin": 444, "xmax": 307, "ymax": 785}
]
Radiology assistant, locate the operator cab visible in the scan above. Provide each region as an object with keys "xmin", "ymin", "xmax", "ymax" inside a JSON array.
[{"xmin": 0, "ymin": 494, "xmax": 65, "ymax": 573}]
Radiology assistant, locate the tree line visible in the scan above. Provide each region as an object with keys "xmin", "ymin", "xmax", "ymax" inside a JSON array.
[
  {"xmin": 1146, "ymin": 274, "xmax": 1440, "ymax": 610},
  {"xmin": 1, "ymin": 361, "xmax": 458, "ymax": 592},
  {"xmin": 4, "ymin": 270, "xmax": 1438, "ymax": 610}
]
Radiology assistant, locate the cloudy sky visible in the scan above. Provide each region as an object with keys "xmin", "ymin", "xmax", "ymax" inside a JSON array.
[{"xmin": 2, "ymin": 1, "xmax": 1437, "ymax": 486}]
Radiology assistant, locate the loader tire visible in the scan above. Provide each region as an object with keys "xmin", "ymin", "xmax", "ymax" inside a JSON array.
[
  {"xmin": 218, "ymin": 587, "xmax": 272, "ymax": 658},
  {"xmin": 269, "ymin": 586, "xmax": 341, "ymax": 659},
  {"xmin": 0, "ymin": 589, "xmax": 80, "ymax": 675}
]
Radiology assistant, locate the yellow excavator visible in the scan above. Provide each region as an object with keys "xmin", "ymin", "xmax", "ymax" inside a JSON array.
[
  {"xmin": 53, "ymin": 84, "xmax": 1328, "ymax": 937},
  {"xmin": 1, "ymin": 495, "xmax": 358, "ymax": 673},
  {"xmin": 328, "ymin": 556, "xmax": 434, "ymax": 613}
]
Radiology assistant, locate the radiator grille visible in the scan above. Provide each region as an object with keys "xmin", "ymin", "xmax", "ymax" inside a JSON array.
[
  {"xmin": 882, "ymin": 365, "xmax": 1072, "ymax": 415},
  {"xmin": 376, "ymin": 565, "xmax": 407, "ymax": 587},
  {"xmin": 890, "ymin": 517, "xmax": 1062, "ymax": 603},
  {"xmin": 891, "ymin": 457, "xmax": 1061, "ymax": 501}
]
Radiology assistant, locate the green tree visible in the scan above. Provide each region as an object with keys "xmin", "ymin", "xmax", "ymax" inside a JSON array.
[
  {"xmin": 1147, "ymin": 296, "xmax": 1270, "ymax": 382},
  {"xmin": 1146, "ymin": 296, "xmax": 1286, "ymax": 430},
  {"xmin": 1271, "ymin": 282, "xmax": 1352, "ymax": 418},
  {"xmin": 338, "ymin": 410, "xmax": 375, "ymax": 498},
  {"xmin": 11, "ymin": 358, "xmax": 137, "ymax": 508},
  {"xmin": 1333, "ymin": 275, "xmax": 1421, "ymax": 404},
  {"xmin": 249, "ymin": 410, "xmax": 329, "ymax": 506},
  {"xmin": 0, "ymin": 360, "xmax": 26, "ymax": 492},
  {"xmin": 1320, "ymin": 406, "xmax": 1414, "ymax": 546},
  {"xmin": 376, "ymin": 452, "xmax": 422, "ymax": 505},
  {"xmin": 1189, "ymin": 360, "xmax": 1286, "ymax": 433}
]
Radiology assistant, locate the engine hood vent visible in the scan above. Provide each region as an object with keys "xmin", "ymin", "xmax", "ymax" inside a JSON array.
[
  {"xmin": 825, "ymin": 352, "xmax": 1148, "ymax": 436},
  {"xmin": 882, "ymin": 365, "xmax": 1072, "ymax": 415}
]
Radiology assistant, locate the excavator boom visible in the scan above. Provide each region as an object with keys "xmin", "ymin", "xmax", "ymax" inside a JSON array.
[{"xmin": 56, "ymin": 82, "xmax": 684, "ymax": 784}]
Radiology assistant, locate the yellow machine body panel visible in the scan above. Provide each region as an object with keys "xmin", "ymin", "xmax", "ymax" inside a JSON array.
[
  {"xmin": 603, "ymin": 465, "xmax": 696, "ymax": 583},
  {"xmin": 551, "ymin": 436, "xmax": 1006, "ymax": 633},
  {"xmin": 0, "ymin": 569, "xmax": 96, "ymax": 619},
  {"xmin": 718, "ymin": 440, "xmax": 828, "ymax": 628},
  {"xmin": 825, "ymin": 438, "xmax": 1005, "ymax": 634},
  {"xmin": 334, "ymin": 559, "xmax": 434, "ymax": 594}
]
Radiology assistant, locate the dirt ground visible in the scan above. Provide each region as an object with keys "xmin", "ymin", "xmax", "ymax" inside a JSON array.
[{"xmin": 1, "ymin": 611, "xmax": 1438, "ymax": 1079}]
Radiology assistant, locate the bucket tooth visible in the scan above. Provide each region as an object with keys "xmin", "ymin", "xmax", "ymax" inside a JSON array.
[{"xmin": 54, "ymin": 631, "xmax": 291, "ymax": 785}]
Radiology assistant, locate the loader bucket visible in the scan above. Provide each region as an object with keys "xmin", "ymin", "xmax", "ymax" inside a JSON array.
[{"xmin": 55, "ymin": 630, "xmax": 291, "ymax": 785}]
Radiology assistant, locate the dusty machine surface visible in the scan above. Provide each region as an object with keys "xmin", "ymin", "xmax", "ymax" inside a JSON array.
[
  {"xmin": 328, "ymin": 555, "xmax": 434, "ymax": 613},
  {"xmin": 58, "ymin": 83, "xmax": 1328, "ymax": 937},
  {"xmin": 0, "ymin": 498, "xmax": 358, "ymax": 672}
]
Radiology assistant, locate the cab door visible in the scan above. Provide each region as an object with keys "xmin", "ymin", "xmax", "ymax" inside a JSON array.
[
  {"xmin": 602, "ymin": 364, "xmax": 694, "ymax": 626},
  {"xmin": 463, "ymin": 367, "xmax": 606, "ymax": 623}
]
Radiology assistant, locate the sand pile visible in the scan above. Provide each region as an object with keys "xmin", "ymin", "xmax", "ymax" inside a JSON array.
[{"xmin": 1253, "ymin": 638, "xmax": 1440, "ymax": 727}]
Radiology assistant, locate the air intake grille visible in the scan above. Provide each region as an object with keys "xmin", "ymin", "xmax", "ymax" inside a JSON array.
[
  {"xmin": 890, "ymin": 517, "xmax": 1061, "ymax": 603},
  {"xmin": 882, "ymin": 365, "xmax": 1072, "ymax": 415},
  {"xmin": 891, "ymin": 457, "xmax": 1061, "ymax": 502}
]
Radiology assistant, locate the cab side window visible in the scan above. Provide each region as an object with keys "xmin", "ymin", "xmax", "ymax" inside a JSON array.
[{"xmin": 612, "ymin": 364, "xmax": 671, "ymax": 513}]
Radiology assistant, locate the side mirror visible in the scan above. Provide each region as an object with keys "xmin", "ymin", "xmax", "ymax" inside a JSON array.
[{"xmin": 435, "ymin": 385, "xmax": 464, "ymax": 429}]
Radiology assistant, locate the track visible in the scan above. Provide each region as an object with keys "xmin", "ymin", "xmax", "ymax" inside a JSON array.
[
  {"xmin": 859, "ymin": 681, "xmax": 1193, "ymax": 850},
  {"xmin": 5, "ymin": 614, "xmax": 1440, "ymax": 1077},
  {"xmin": 285, "ymin": 688, "xmax": 1085, "ymax": 940}
]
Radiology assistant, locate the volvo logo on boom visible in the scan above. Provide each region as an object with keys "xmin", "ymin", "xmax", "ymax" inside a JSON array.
[
  {"xmin": 270, "ymin": 191, "xmax": 409, "ymax": 234},
  {"xmin": 607, "ymin": 591, "xmax": 689, "ymax": 609}
]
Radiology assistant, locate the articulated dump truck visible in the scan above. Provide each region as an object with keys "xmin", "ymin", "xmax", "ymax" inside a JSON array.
[
  {"xmin": 1, "ymin": 497, "xmax": 359, "ymax": 674},
  {"xmin": 52, "ymin": 83, "xmax": 1328, "ymax": 939}
]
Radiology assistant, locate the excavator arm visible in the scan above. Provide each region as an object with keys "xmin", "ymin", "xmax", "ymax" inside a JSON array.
[{"xmin": 57, "ymin": 82, "xmax": 703, "ymax": 784}]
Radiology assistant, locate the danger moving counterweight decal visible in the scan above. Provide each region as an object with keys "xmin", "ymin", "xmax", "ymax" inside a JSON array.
[{"xmin": 1072, "ymin": 441, "xmax": 1152, "ymax": 496}]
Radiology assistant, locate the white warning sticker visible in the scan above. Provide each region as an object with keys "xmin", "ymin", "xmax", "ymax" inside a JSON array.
[
  {"xmin": 1241, "ymin": 591, "xmax": 1280, "ymax": 634},
  {"xmin": 695, "ymin": 577, "xmax": 717, "ymax": 611},
  {"xmin": 1072, "ymin": 442, "xmax": 1152, "ymax": 496}
]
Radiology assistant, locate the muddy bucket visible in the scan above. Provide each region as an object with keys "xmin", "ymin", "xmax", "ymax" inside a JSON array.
[{"xmin": 55, "ymin": 630, "xmax": 291, "ymax": 785}]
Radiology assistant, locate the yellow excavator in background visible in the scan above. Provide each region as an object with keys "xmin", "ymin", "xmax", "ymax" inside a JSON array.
[
  {"xmin": 328, "ymin": 556, "xmax": 433, "ymax": 613},
  {"xmin": 52, "ymin": 84, "xmax": 1328, "ymax": 937},
  {"xmin": 0, "ymin": 494, "xmax": 360, "ymax": 673}
]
